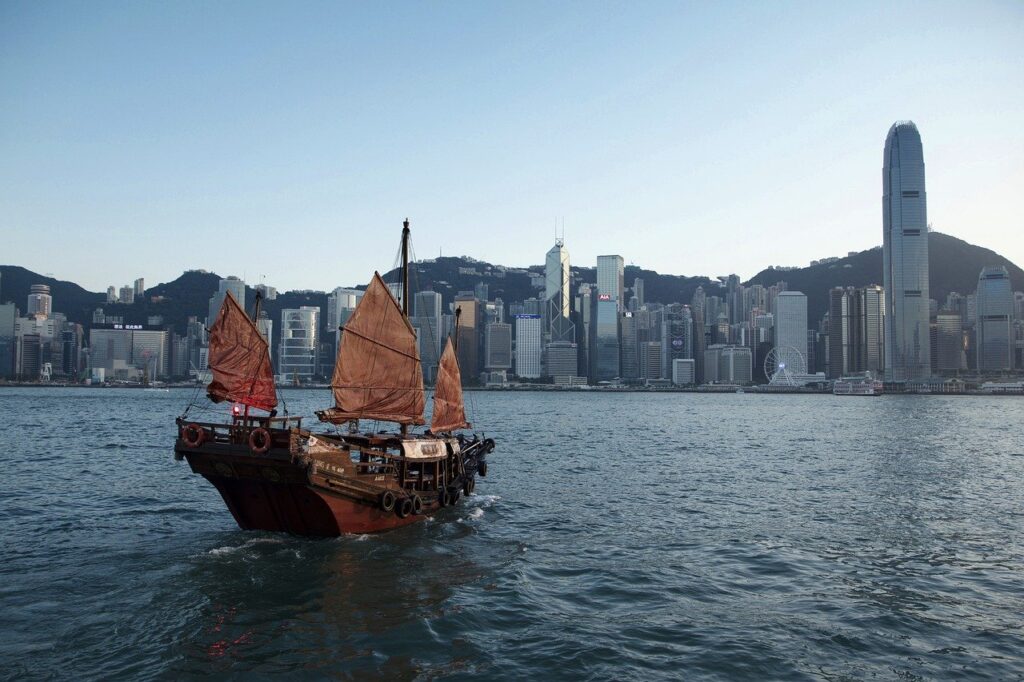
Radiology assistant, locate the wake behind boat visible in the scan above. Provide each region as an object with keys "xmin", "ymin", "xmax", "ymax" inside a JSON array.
[{"xmin": 173, "ymin": 220, "xmax": 494, "ymax": 535}]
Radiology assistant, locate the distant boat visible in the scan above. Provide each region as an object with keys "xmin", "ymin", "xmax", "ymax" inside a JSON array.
[
  {"xmin": 833, "ymin": 372, "xmax": 884, "ymax": 396},
  {"xmin": 173, "ymin": 220, "xmax": 494, "ymax": 535}
]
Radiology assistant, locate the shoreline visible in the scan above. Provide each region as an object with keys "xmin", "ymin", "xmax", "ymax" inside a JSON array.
[{"xmin": 1, "ymin": 382, "xmax": 1020, "ymax": 396}]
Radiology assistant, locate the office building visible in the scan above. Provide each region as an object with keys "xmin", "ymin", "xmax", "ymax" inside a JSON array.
[
  {"xmin": 27, "ymin": 284, "xmax": 52, "ymax": 319},
  {"xmin": 672, "ymin": 358, "xmax": 696, "ymax": 385},
  {"xmin": 774, "ymin": 291, "xmax": 807, "ymax": 360},
  {"xmin": 597, "ymin": 255, "xmax": 624, "ymax": 308},
  {"xmin": 545, "ymin": 240, "xmax": 574, "ymax": 343},
  {"xmin": 208, "ymin": 277, "xmax": 246, "ymax": 326},
  {"xmin": 935, "ymin": 311, "xmax": 964, "ymax": 372},
  {"xmin": 89, "ymin": 324, "xmax": 169, "ymax": 381},
  {"xmin": 514, "ymin": 314, "xmax": 542, "ymax": 379},
  {"xmin": 883, "ymin": 121, "xmax": 931, "ymax": 381},
  {"xmin": 975, "ymin": 266, "xmax": 1014, "ymax": 371},
  {"xmin": 485, "ymin": 322, "xmax": 513, "ymax": 371},
  {"xmin": 278, "ymin": 307, "xmax": 319, "ymax": 382}
]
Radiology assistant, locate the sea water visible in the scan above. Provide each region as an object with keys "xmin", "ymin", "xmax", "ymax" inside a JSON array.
[{"xmin": 1, "ymin": 388, "xmax": 1022, "ymax": 680}]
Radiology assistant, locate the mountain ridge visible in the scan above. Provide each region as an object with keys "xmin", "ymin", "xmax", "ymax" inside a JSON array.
[{"xmin": 2, "ymin": 232, "xmax": 1020, "ymax": 332}]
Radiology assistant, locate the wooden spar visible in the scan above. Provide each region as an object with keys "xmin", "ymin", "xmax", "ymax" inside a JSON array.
[
  {"xmin": 453, "ymin": 307, "xmax": 462, "ymax": 351},
  {"xmin": 401, "ymin": 219, "xmax": 410, "ymax": 318},
  {"xmin": 401, "ymin": 220, "xmax": 411, "ymax": 436}
]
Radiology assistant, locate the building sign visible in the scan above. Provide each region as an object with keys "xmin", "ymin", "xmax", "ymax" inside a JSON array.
[
  {"xmin": 598, "ymin": 294, "xmax": 611, "ymax": 301},
  {"xmin": 515, "ymin": 314, "xmax": 541, "ymax": 319}
]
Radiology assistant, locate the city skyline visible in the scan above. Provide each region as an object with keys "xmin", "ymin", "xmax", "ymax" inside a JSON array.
[{"xmin": 2, "ymin": 3, "xmax": 1023, "ymax": 292}]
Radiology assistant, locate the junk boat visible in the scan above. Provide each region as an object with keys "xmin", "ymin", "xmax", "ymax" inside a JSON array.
[
  {"xmin": 832, "ymin": 371, "xmax": 884, "ymax": 396},
  {"xmin": 174, "ymin": 220, "xmax": 494, "ymax": 535}
]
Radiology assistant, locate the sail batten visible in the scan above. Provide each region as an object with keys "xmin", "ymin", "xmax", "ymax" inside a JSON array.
[
  {"xmin": 431, "ymin": 336, "xmax": 469, "ymax": 433},
  {"xmin": 324, "ymin": 273, "xmax": 425, "ymax": 425},
  {"xmin": 206, "ymin": 291, "xmax": 277, "ymax": 412}
]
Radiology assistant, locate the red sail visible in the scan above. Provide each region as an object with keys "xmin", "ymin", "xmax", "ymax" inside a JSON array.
[
  {"xmin": 431, "ymin": 336, "xmax": 469, "ymax": 432},
  {"xmin": 321, "ymin": 273, "xmax": 425, "ymax": 425},
  {"xmin": 206, "ymin": 291, "xmax": 277, "ymax": 412}
]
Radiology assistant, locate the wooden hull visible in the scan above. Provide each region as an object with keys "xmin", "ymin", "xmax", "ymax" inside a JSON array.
[
  {"xmin": 203, "ymin": 472, "xmax": 424, "ymax": 535},
  {"xmin": 175, "ymin": 423, "xmax": 489, "ymax": 536}
]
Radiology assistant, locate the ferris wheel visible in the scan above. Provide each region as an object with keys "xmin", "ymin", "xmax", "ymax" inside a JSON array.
[{"xmin": 764, "ymin": 346, "xmax": 807, "ymax": 386}]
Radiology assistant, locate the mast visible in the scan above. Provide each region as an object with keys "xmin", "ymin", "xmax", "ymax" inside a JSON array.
[
  {"xmin": 401, "ymin": 218, "xmax": 410, "ymax": 318},
  {"xmin": 251, "ymin": 290, "xmax": 263, "ymax": 323},
  {"xmin": 401, "ymin": 219, "xmax": 411, "ymax": 436},
  {"xmin": 453, "ymin": 307, "xmax": 462, "ymax": 351}
]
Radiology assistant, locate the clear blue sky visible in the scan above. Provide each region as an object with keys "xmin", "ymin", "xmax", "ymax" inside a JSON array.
[{"xmin": 2, "ymin": 1, "xmax": 1022, "ymax": 293}]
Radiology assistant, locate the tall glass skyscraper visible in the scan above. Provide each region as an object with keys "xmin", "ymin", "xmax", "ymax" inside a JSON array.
[
  {"xmin": 544, "ymin": 239, "xmax": 574, "ymax": 343},
  {"xmin": 975, "ymin": 265, "xmax": 1014, "ymax": 372},
  {"xmin": 596, "ymin": 255, "xmax": 624, "ymax": 309},
  {"xmin": 883, "ymin": 121, "xmax": 930, "ymax": 382}
]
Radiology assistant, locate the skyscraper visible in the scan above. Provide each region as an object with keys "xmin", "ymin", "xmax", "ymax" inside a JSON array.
[
  {"xmin": 975, "ymin": 266, "xmax": 1013, "ymax": 372},
  {"xmin": 850, "ymin": 285, "xmax": 885, "ymax": 375},
  {"xmin": 208, "ymin": 277, "xmax": 246, "ymax": 326},
  {"xmin": 278, "ymin": 306, "xmax": 319, "ymax": 382},
  {"xmin": 596, "ymin": 255, "xmax": 624, "ymax": 309},
  {"xmin": 774, "ymin": 291, "xmax": 807, "ymax": 361},
  {"xmin": 514, "ymin": 314, "xmax": 542, "ymax": 379},
  {"xmin": 883, "ymin": 121, "xmax": 930, "ymax": 382},
  {"xmin": 543, "ymin": 240, "xmax": 575, "ymax": 346},
  {"xmin": 27, "ymin": 284, "xmax": 52, "ymax": 319}
]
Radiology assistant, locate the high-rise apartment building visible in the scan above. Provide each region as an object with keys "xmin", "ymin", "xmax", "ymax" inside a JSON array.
[
  {"xmin": 975, "ymin": 266, "xmax": 1014, "ymax": 372},
  {"xmin": 883, "ymin": 121, "xmax": 930, "ymax": 381}
]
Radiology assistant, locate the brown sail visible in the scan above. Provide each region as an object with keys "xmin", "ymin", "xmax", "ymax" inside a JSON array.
[
  {"xmin": 431, "ymin": 336, "xmax": 469, "ymax": 432},
  {"xmin": 206, "ymin": 291, "xmax": 277, "ymax": 412},
  {"xmin": 322, "ymin": 272, "xmax": 425, "ymax": 425}
]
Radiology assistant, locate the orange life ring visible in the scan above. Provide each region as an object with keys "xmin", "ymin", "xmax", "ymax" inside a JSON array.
[
  {"xmin": 248, "ymin": 427, "xmax": 272, "ymax": 455},
  {"xmin": 181, "ymin": 423, "xmax": 205, "ymax": 448}
]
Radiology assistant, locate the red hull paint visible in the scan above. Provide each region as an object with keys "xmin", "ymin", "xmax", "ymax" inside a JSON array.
[{"xmin": 205, "ymin": 474, "xmax": 428, "ymax": 535}]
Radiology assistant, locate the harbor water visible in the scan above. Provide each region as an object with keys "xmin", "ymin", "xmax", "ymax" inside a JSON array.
[{"xmin": 1, "ymin": 387, "xmax": 1022, "ymax": 680}]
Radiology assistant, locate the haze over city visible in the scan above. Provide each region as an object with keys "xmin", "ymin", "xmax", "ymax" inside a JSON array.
[{"xmin": 2, "ymin": 1, "xmax": 1023, "ymax": 292}]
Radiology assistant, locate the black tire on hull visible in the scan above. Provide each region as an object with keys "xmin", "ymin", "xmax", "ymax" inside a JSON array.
[
  {"xmin": 380, "ymin": 490, "xmax": 396, "ymax": 512},
  {"xmin": 463, "ymin": 478, "xmax": 475, "ymax": 496},
  {"xmin": 396, "ymin": 497, "xmax": 413, "ymax": 518}
]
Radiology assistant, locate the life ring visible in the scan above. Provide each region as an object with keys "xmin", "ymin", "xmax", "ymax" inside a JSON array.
[
  {"xmin": 463, "ymin": 478, "xmax": 475, "ymax": 496},
  {"xmin": 478, "ymin": 460, "xmax": 488, "ymax": 477},
  {"xmin": 411, "ymin": 495, "xmax": 423, "ymax": 515},
  {"xmin": 396, "ymin": 497, "xmax": 413, "ymax": 518},
  {"xmin": 181, "ymin": 423, "xmax": 205, "ymax": 448},
  {"xmin": 248, "ymin": 427, "xmax": 272, "ymax": 454},
  {"xmin": 380, "ymin": 490, "xmax": 396, "ymax": 512}
]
